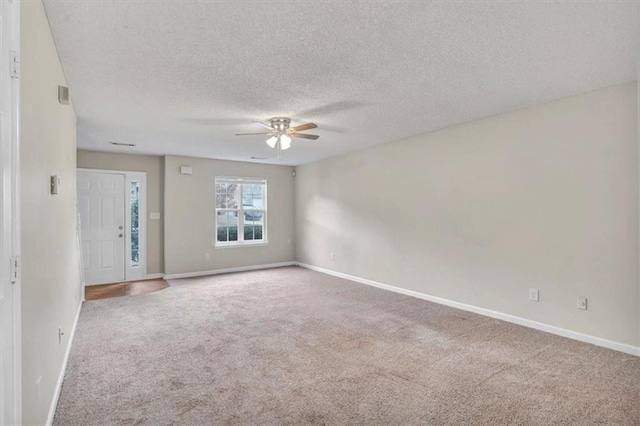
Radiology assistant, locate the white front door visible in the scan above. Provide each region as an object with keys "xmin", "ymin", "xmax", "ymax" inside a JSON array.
[{"xmin": 78, "ymin": 172, "xmax": 126, "ymax": 285}]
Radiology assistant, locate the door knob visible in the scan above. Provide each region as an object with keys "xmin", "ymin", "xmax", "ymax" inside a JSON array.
[
  {"xmin": 118, "ymin": 234, "xmax": 123, "ymax": 238},
  {"xmin": 118, "ymin": 225, "xmax": 124, "ymax": 230}
]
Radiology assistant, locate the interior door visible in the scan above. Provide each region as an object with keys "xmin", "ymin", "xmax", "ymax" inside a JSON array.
[
  {"xmin": 0, "ymin": 0, "xmax": 20, "ymax": 423},
  {"xmin": 78, "ymin": 172, "xmax": 126, "ymax": 285}
]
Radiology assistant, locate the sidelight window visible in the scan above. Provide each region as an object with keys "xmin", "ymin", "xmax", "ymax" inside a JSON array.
[{"xmin": 130, "ymin": 181, "xmax": 140, "ymax": 266}]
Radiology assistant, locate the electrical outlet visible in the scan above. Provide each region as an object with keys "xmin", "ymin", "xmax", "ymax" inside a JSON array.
[
  {"xmin": 204, "ymin": 253, "xmax": 210, "ymax": 261},
  {"xmin": 287, "ymin": 239, "xmax": 291, "ymax": 245},
  {"xmin": 577, "ymin": 297, "xmax": 588, "ymax": 310},
  {"xmin": 331, "ymin": 253, "xmax": 335, "ymax": 261},
  {"xmin": 529, "ymin": 288, "xmax": 539, "ymax": 302}
]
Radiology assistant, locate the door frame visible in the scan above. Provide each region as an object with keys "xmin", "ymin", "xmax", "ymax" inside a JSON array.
[
  {"xmin": 77, "ymin": 168, "xmax": 147, "ymax": 286},
  {"xmin": 0, "ymin": 0, "xmax": 21, "ymax": 424}
]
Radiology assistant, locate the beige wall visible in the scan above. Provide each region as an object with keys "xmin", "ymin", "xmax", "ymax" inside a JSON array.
[
  {"xmin": 76, "ymin": 150, "xmax": 165, "ymax": 274},
  {"xmin": 296, "ymin": 82, "xmax": 639, "ymax": 347},
  {"xmin": 21, "ymin": 1, "xmax": 83, "ymax": 424},
  {"xmin": 164, "ymin": 155, "xmax": 295, "ymax": 275}
]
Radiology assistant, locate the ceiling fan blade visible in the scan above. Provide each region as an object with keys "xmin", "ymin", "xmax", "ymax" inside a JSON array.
[
  {"xmin": 235, "ymin": 132, "xmax": 272, "ymax": 136},
  {"xmin": 291, "ymin": 123, "xmax": 318, "ymax": 132},
  {"xmin": 291, "ymin": 133, "xmax": 320, "ymax": 140},
  {"xmin": 252, "ymin": 121, "xmax": 274, "ymax": 130}
]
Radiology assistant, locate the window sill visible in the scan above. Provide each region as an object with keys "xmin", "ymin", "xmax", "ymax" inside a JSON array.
[{"xmin": 214, "ymin": 241, "xmax": 269, "ymax": 249}]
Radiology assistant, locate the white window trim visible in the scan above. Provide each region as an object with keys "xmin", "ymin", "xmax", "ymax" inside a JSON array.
[
  {"xmin": 214, "ymin": 177, "xmax": 268, "ymax": 248},
  {"xmin": 215, "ymin": 241, "xmax": 270, "ymax": 249},
  {"xmin": 77, "ymin": 168, "xmax": 147, "ymax": 282}
]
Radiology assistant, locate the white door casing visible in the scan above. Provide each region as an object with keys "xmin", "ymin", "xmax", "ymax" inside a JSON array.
[
  {"xmin": 0, "ymin": 0, "xmax": 21, "ymax": 425},
  {"xmin": 77, "ymin": 169, "xmax": 146, "ymax": 286}
]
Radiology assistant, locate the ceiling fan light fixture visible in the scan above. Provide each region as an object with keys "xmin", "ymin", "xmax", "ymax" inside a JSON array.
[
  {"xmin": 280, "ymin": 134, "xmax": 292, "ymax": 150},
  {"xmin": 266, "ymin": 135, "xmax": 278, "ymax": 148},
  {"xmin": 237, "ymin": 117, "xmax": 319, "ymax": 158}
]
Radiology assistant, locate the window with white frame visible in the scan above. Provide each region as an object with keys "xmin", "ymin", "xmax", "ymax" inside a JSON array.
[{"xmin": 215, "ymin": 177, "xmax": 267, "ymax": 245}]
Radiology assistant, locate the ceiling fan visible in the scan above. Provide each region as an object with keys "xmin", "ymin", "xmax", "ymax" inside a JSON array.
[{"xmin": 236, "ymin": 117, "xmax": 319, "ymax": 159}]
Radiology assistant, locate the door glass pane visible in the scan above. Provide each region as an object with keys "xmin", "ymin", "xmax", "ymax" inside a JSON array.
[{"xmin": 130, "ymin": 181, "xmax": 140, "ymax": 267}]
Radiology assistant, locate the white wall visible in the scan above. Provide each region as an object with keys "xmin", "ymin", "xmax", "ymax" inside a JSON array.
[
  {"xmin": 296, "ymin": 82, "xmax": 639, "ymax": 347},
  {"xmin": 77, "ymin": 150, "xmax": 165, "ymax": 274},
  {"xmin": 21, "ymin": 1, "xmax": 83, "ymax": 424},
  {"xmin": 164, "ymin": 155, "xmax": 295, "ymax": 275}
]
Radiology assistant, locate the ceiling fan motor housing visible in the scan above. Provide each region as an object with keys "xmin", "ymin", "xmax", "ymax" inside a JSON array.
[{"xmin": 270, "ymin": 117, "xmax": 291, "ymax": 131}]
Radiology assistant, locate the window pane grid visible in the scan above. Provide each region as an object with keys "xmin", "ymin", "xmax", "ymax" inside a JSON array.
[{"xmin": 215, "ymin": 183, "xmax": 239, "ymax": 209}]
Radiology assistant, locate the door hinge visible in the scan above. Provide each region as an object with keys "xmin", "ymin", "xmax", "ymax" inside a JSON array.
[
  {"xmin": 10, "ymin": 256, "xmax": 19, "ymax": 283},
  {"xmin": 10, "ymin": 51, "xmax": 19, "ymax": 79}
]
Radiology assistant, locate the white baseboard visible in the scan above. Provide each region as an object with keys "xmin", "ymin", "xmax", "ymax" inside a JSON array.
[
  {"xmin": 297, "ymin": 262, "xmax": 640, "ymax": 357},
  {"xmin": 164, "ymin": 261, "xmax": 297, "ymax": 280},
  {"xmin": 46, "ymin": 300, "xmax": 83, "ymax": 426},
  {"xmin": 144, "ymin": 273, "xmax": 164, "ymax": 280}
]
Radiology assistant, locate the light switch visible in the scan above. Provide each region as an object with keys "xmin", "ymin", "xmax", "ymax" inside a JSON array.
[
  {"xmin": 150, "ymin": 212, "xmax": 161, "ymax": 220},
  {"xmin": 180, "ymin": 166, "xmax": 192, "ymax": 175},
  {"xmin": 50, "ymin": 175, "xmax": 60, "ymax": 195}
]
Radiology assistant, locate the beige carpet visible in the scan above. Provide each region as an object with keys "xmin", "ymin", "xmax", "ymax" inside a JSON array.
[{"xmin": 54, "ymin": 266, "xmax": 639, "ymax": 425}]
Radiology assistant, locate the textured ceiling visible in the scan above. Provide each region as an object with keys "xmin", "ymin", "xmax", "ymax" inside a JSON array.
[{"xmin": 43, "ymin": 0, "xmax": 638, "ymax": 166}]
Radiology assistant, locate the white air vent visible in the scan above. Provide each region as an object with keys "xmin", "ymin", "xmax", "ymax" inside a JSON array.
[{"xmin": 58, "ymin": 86, "xmax": 70, "ymax": 105}]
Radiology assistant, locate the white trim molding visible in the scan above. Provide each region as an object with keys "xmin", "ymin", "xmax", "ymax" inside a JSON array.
[
  {"xmin": 164, "ymin": 261, "xmax": 296, "ymax": 280},
  {"xmin": 297, "ymin": 262, "xmax": 640, "ymax": 357},
  {"xmin": 144, "ymin": 273, "xmax": 164, "ymax": 280},
  {"xmin": 46, "ymin": 301, "xmax": 82, "ymax": 426}
]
